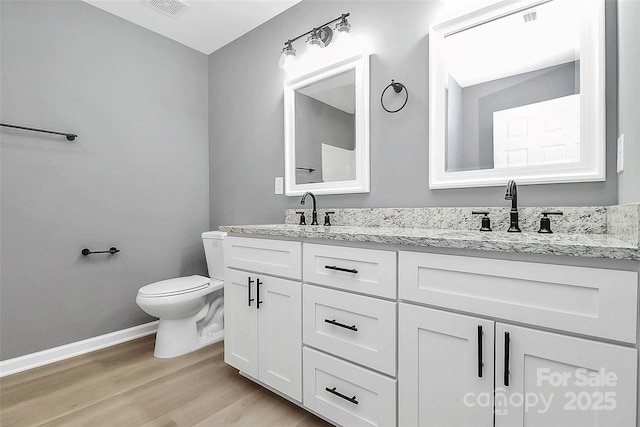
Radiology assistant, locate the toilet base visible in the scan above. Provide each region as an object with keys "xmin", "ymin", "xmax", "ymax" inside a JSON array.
[{"xmin": 153, "ymin": 319, "xmax": 224, "ymax": 358}]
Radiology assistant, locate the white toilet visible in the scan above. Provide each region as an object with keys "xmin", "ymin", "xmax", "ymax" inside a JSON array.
[{"xmin": 136, "ymin": 231, "xmax": 226, "ymax": 358}]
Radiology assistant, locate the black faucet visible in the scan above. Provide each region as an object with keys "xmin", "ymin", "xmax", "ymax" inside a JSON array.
[
  {"xmin": 505, "ymin": 180, "xmax": 521, "ymax": 232},
  {"xmin": 300, "ymin": 192, "xmax": 318, "ymax": 225}
]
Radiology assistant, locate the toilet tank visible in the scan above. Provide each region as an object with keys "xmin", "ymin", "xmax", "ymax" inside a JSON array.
[{"xmin": 201, "ymin": 231, "xmax": 227, "ymax": 280}]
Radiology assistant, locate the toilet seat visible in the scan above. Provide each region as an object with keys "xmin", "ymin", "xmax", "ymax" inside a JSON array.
[{"xmin": 138, "ymin": 275, "xmax": 211, "ymax": 298}]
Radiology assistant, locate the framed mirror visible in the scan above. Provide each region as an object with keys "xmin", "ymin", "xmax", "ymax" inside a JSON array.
[
  {"xmin": 429, "ymin": 0, "xmax": 605, "ymax": 189},
  {"xmin": 284, "ymin": 53, "xmax": 370, "ymax": 196}
]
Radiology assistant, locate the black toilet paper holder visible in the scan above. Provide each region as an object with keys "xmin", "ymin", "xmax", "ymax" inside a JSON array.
[{"xmin": 81, "ymin": 247, "xmax": 120, "ymax": 256}]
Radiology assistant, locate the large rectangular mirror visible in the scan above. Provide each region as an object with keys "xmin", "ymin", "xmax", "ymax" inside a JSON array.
[
  {"xmin": 429, "ymin": 0, "xmax": 605, "ymax": 189},
  {"xmin": 284, "ymin": 53, "xmax": 369, "ymax": 196}
]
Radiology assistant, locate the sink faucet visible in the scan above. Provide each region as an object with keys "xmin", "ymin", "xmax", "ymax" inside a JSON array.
[
  {"xmin": 300, "ymin": 192, "xmax": 318, "ymax": 225},
  {"xmin": 505, "ymin": 180, "xmax": 521, "ymax": 232}
]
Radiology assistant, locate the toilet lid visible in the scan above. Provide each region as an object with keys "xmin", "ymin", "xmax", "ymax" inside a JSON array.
[{"xmin": 138, "ymin": 275, "xmax": 211, "ymax": 297}]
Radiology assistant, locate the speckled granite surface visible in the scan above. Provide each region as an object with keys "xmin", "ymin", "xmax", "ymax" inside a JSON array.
[
  {"xmin": 219, "ymin": 204, "xmax": 640, "ymax": 260},
  {"xmin": 284, "ymin": 207, "xmax": 607, "ymax": 234},
  {"xmin": 607, "ymin": 203, "xmax": 640, "ymax": 246}
]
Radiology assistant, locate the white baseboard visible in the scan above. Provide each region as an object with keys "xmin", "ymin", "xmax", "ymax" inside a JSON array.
[{"xmin": 0, "ymin": 321, "xmax": 159, "ymax": 378}]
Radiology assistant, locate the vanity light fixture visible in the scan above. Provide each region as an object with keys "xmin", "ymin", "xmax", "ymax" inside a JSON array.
[{"xmin": 278, "ymin": 13, "xmax": 351, "ymax": 71}]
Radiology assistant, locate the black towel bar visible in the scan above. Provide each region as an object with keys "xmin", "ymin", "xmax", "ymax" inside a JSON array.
[{"xmin": 1, "ymin": 123, "xmax": 77, "ymax": 141}]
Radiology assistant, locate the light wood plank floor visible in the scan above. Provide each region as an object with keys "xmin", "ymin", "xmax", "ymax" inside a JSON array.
[{"xmin": 0, "ymin": 335, "xmax": 332, "ymax": 427}]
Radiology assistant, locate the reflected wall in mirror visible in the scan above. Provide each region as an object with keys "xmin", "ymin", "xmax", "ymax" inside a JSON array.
[
  {"xmin": 295, "ymin": 69, "xmax": 355, "ymax": 184},
  {"xmin": 429, "ymin": 0, "xmax": 605, "ymax": 189},
  {"xmin": 285, "ymin": 54, "xmax": 369, "ymax": 196}
]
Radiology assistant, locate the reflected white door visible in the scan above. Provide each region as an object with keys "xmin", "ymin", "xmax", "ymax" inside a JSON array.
[
  {"xmin": 493, "ymin": 94, "xmax": 580, "ymax": 168},
  {"xmin": 321, "ymin": 143, "xmax": 355, "ymax": 182}
]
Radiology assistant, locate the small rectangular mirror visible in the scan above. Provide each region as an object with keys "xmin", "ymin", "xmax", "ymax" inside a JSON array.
[{"xmin": 284, "ymin": 54, "xmax": 369, "ymax": 196}]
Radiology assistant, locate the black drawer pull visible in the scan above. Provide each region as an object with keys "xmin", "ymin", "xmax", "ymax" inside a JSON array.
[
  {"xmin": 325, "ymin": 265, "xmax": 358, "ymax": 274},
  {"xmin": 504, "ymin": 331, "xmax": 510, "ymax": 387},
  {"xmin": 325, "ymin": 387, "xmax": 358, "ymax": 405},
  {"xmin": 247, "ymin": 277, "xmax": 255, "ymax": 307},
  {"xmin": 477, "ymin": 325, "xmax": 483, "ymax": 378},
  {"xmin": 256, "ymin": 278, "xmax": 263, "ymax": 309},
  {"xmin": 324, "ymin": 318, "xmax": 358, "ymax": 331}
]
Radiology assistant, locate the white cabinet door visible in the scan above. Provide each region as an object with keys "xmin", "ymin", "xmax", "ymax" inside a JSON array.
[
  {"xmin": 258, "ymin": 275, "xmax": 302, "ymax": 401},
  {"xmin": 495, "ymin": 323, "xmax": 638, "ymax": 427},
  {"xmin": 224, "ymin": 268, "xmax": 259, "ymax": 378},
  {"xmin": 398, "ymin": 304, "xmax": 494, "ymax": 427},
  {"xmin": 225, "ymin": 268, "xmax": 303, "ymax": 402}
]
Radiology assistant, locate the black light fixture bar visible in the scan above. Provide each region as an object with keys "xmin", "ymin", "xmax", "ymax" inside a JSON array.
[
  {"xmin": 282, "ymin": 13, "xmax": 350, "ymax": 47},
  {"xmin": 1, "ymin": 123, "xmax": 77, "ymax": 141}
]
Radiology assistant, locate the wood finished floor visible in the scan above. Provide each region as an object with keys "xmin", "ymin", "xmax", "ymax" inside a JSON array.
[{"xmin": 0, "ymin": 335, "xmax": 332, "ymax": 427}]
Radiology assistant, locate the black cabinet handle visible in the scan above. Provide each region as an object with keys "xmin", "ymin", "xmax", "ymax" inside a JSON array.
[
  {"xmin": 324, "ymin": 319, "xmax": 358, "ymax": 331},
  {"xmin": 247, "ymin": 277, "xmax": 255, "ymax": 307},
  {"xmin": 325, "ymin": 387, "xmax": 358, "ymax": 405},
  {"xmin": 256, "ymin": 278, "xmax": 263, "ymax": 309},
  {"xmin": 325, "ymin": 265, "xmax": 358, "ymax": 274},
  {"xmin": 478, "ymin": 325, "xmax": 483, "ymax": 378},
  {"xmin": 504, "ymin": 331, "xmax": 510, "ymax": 387}
]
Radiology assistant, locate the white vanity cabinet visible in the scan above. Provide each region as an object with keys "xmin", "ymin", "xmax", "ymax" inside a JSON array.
[
  {"xmin": 224, "ymin": 237, "xmax": 303, "ymax": 402},
  {"xmin": 399, "ymin": 251, "xmax": 639, "ymax": 427},
  {"xmin": 302, "ymin": 243, "xmax": 398, "ymax": 427},
  {"xmin": 221, "ymin": 234, "xmax": 639, "ymax": 426}
]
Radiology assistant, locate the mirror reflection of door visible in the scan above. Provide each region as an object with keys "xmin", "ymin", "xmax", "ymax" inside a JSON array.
[
  {"xmin": 294, "ymin": 69, "xmax": 356, "ymax": 184},
  {"xmin": 493, "ymin": 93, "xmax": 580, "ymax": 168},
  {"xmin": 444, "ymin": 0, "xmax": 581, "ymax": 172}
]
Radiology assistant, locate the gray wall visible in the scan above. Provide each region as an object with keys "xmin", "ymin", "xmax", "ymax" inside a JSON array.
[
  {"xmin": 446, "ymin": 77, "xmax": 466, "ymax": 171},
  {"xmin": 208, "ymin": 0, "xmax": 621, "ymax": 230},
  {"xmin": 617, "ymin": 0, "xmax": 640, "ymax": 204},
  {"xmin": 0, "ymin": 1, "xmax": 209, "ymax": 360}
]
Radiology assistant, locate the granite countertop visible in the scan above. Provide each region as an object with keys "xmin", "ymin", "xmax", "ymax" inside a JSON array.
[{"xmin": 218, "ymin": 223, "xmax": 640, "ymax": 261}]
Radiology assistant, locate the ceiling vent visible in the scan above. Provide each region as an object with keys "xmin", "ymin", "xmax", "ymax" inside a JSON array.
[
  {"xmin": 145, "ymin": 0, "xmax": 191, "ymax": 17},
  {"xmin": 523, "ymin": 10, "xmax": 538, "ymax": 23}
]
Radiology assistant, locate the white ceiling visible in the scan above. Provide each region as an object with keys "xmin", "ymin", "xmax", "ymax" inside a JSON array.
[
  {"xmin": 298, "ymin": 70, "xmax": 355, "ymax": 114},
  {"xmin": 82, "ymin": 0, "xmax": 301, "ymax": 55},
  {"xmin": 445, "ymin": 0, "xmax": 581, "ymax": 87}
]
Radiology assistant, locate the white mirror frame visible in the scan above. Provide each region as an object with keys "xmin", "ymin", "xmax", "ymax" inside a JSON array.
[
  {"xmin": 284, "ymin": 53, "xmax": 370, "ymax": 196},
  {"xmin": 429, "ymin": 0, "xmax": 606, "ymax": 189}
]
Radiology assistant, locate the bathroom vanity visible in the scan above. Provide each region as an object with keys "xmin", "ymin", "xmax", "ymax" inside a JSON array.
[{"xmin": 220, "ymin": 205, "xmax": 640, "ymax": 427}]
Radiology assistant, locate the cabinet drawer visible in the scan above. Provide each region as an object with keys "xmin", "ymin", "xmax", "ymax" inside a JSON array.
[
  {"xmin": 303, "ymin": 347, "xmax": 396, "ymax": 427},
  {"xmin": 225, "ymin": 236, "xmax": 301, "ymax": 280},
  {"xmin": 303, "ymin": 244, "xmax": 397, "ymax": 299},
  {"xmin": 303, "ymin": 285, "xmax": 396, "ymax": 376},
  {"xmin": 399, "ymin": 252, "xmax": 638, "ymax": 343}
]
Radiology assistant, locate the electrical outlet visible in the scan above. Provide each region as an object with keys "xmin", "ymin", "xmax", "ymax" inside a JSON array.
[
  {"xmin": 274, "ymin": 176, "xmax": 284, "ymax": 194},
  {"xmin": 617, "ymin": 134, "xmax": 625, "ymax": 173}
]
